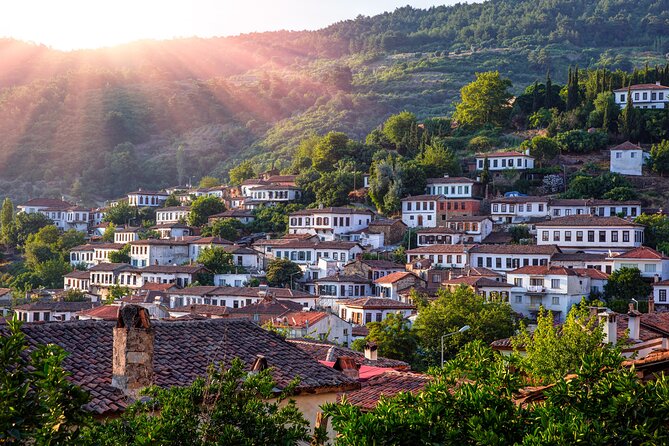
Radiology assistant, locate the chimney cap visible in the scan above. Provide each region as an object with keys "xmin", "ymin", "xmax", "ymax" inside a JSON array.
[{"xmin": 117, "ymin": 305, "xmax": 151, "ymax": 329}]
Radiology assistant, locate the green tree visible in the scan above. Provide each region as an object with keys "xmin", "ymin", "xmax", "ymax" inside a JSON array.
[
  {"xmin": 23, "ymin": 225, "xmax": 62, "ymax": 269},
  {"xmin": 266, "ymin": 258, "xmax": 302, "ymax": 288},
  {"xmin": 512, "ymin": 300, "xmax": 604, "ymax": 382},
  {"xmin": 618, "ymin": 86, "xmax": 641, "ymax": 141},
  {"xmin": 107, "ymin": 283, "xmax": 130, "ymax": 303},
  {"xmin": 62, "ymin": 289, "xmax": 87, "ymax": 302},
  {"xmin": 454, "ymin": 71, "xmax": 513, "ymax": 127},
  {"xmin": 604, "ymin": 267, "xmax": 652, "ymax": 303},
  {"xmin": 197, "ymin": 247, "xmax": 236, "ymax": 274},
  {"xmin": 412, "ymin": 286, "xmax": 516, "ymax": 364},
  {"xmin": 11, "ymin": 212, "xmax": 53, "ymax": 249},
  {"xmin": 80, "ymin": 358, "xmax": 309, "ymax": 445},
  {"xmin": 593, "ymin": 92, "xmax": 618, "ymax": 132},
  {"xmin": 246, "ymin": 203, "xmax": 305, "ymax": 234},
  {"xmin": 602, "ymin": 186, "xmax": 638, "ymax": 201},
  {"xmin": 509, "ymin": 224, "xmax": 530, "ymax": 243},
  {"xmin": 198, "ymin": 176, "xmax": 220, "ymax": 188},
  {"xmin": 34, "ymin": 258, "xmax": 71, "ymax": 289},
  {"xmin": 635, "ymin": 213, "xmax": 669, "ymax": 250},
  {"xmin": 101, "ymin": 222, "xmax": 117, "ymax": 242},
  {"xmin": 163, "ymin": 194, "xmax": 181, "ymax": 207},
  {"xmin": 521, "ymin": 136, "xmax": 560, "ymax": 167},
  {"xmin": 60, "ymin": 229, "xmax": 86, "ymax": 252},
  {"xmin": 364, "ymin": 313, "xmax": 418, "ymax": 364},
  {"xmin": 414, "ymin": 141, "xmax": 460, "ymax": 178},
  {"xmin": 312, "ymin": 132, "xmax": 351, "ymax": 172},
  {"xmin": 103, "ymin": 202, "xmax": 135, "ymax": 225},
  {"xmin": 382, "ymin": 111, "xmax": 418, "ymax": 154},
  {"xmin": 0, "ymin": 318, "xmax": 90, "ymax": 444},
  {"xmin": 188, "ymin": 195, "xmax": 226, "ymax": 227},
  {"xmin": 0, "ymin": 197, "xmax": 14, "ymax": 246},
  {"xmin": 650, "ymin": 139, "xmax": 669, "ymax": 175},
  {"xmin": 176, "ymin": 145, "xmax": 186, "ymax": 186},
  {"xmin": 108, "ymin": 244, "xmax": 130, "ymax": 263},
  {"xmin": 228, "ymin": 160, "xmax": 255, "ymax": 186},
  {"xmin": 203, "ymin": 218, "xmax": 243, "ymax": 242}
]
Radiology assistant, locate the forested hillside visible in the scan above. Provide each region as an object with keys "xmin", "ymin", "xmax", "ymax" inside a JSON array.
[{"xmin": 0, "ymin": 0, "xmax": 668, "ymax": 203}]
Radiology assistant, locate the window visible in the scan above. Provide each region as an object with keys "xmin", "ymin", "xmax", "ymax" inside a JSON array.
[
  {"xmin": 587, "ymin": 231, "xmax": 595, "ymax": 243},
  {"xmin": 631, "ymin": 152, "xmax": 636, "ymax": 158},
  {"xmin": 565, "ymin": 231, "xmax": 572, "ymax": 242},
  {"xmin": 616, "ymin": 152, "xmax": 622, "ymax": 159},
  {"xmin": 553, "ymin": 231, "xmax": 560, "ymax": 241},
  {"xmin": 611, "ymin": 231, "xmax": 618, "ymax": 242},
  {"xmin": 576, "ymin": 231, "xmax": 583, "ymax": 242},
  {"xmin": 645, "ymin": 264, "xmax": 657, "ymax": 273},
  {"xmin": 660, "ymin": 290, "xmax": 667, "ymax": 302},
  {"xmin": 551, "ymin": 279, "xmax": 560, "ymax": 289},
  {"xmin": 542, "ymin": 231, "xmax": 549, "ymax": 241},
  {"xmin": 514, "ymin": 278, "xmax": 523, "ymax": 287},
  {"xmin": 623, "ymin": 231, "xmax": 630, "ymax": 242},
  {"xmin": 519, "ymin": 204, "xmax": 524, "ymax": 212},
  {"xmin": 515, "ymin": 295, "xmax": 523, "ymax": 303},
  {"xmin": 365, "ymin": 313, "xmax": 372, "ymax": 323},
  {"xmin": 553, "ymin": 209, "xmax": 560, "ymax": 216},
  {"xmin": 599, "ymin": 231, "xmax": 606, "ymax": 243},
  {"xmin": 493, "ymin": 204, "xmax": 499, "ymax": 212},
  {"xmin": 552, "ymin": 296, "xmax": 560, "ymax": 305},
  {"xmin": 495, "ymin": 258, "xmax": 502, "ymax": 269},
  {"xmin": 538, "ymin": 204, "xmax": 544, "ymax": 212},
  {"xmin": 527, "ymin": 204, "xmax": 532, "ymax": 212}
]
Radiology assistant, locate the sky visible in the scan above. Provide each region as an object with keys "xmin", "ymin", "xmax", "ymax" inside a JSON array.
[{"xmin": 0, "ymin": 0, "xmax": 465, "ymax": 51}]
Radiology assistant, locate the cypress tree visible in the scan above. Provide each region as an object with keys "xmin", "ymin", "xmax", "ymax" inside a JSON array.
[
  {"xmin": 532, "ymin": 80, "xmax": 540, "ymax": 112},
  {"xmin": 545, "ymin": 71, "xmax": 552, "ymax": 109},
  {"xmin": 619, "ymin": 85, "xmax": 639, "ymax": 142}
]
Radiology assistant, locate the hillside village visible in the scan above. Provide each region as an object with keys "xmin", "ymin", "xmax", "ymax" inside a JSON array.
[{"xmin": 3, "ymin": 58, "xmax": 669, "ymax": 441}]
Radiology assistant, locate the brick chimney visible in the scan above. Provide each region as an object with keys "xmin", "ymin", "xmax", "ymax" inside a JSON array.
[
  {"xmin": 364, "ymin": 341, "xmax": 378, "ymax": 361},
  {"xmin": 112, "ymin": 305, "xmax": 154, "ymax": 395},
  {"xmin": 648, "ymin": 298, "xmax": 655, "ymax": 314},
  {"xmin": 333, "ymin": 356, "xmax": 359, "ymax": 380}
]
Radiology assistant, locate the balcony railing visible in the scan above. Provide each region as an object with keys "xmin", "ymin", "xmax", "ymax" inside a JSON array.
[{"xmin": 527, "ymin": 285, "xmax": 545, "ymax": 293}]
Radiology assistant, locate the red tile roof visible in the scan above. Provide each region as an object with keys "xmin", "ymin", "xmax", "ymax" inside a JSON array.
[
  {"xmin": 426, "ymin": 176, "xmax": 476, "ymax": 184},
  {"xmin": 342, "ymin": 371, "xmax": 431, "ymax": 411},
  {"xmin": 406, "ymin": 244, "xmax": 470, "ymax": 254},
  {"xmin": 609, "ymin": 141, "xmax": 642, "ymax": 151},
  {"xmin": 287, "ymin": 339, "xmax": 408, "ymax": 369},
  {"xmin": 274, "ymin": 311, "xmax": 328, "ymax": 328},
  {"xmin": 613, "ymin": 246, "xmax": 669, "ymax": 260},
  {"xmin": 77, "ymin": 305, "xmax": 120, "ymax": 321},
  {"xmin": 374, "ymin": 271, "xmax": 416, "ymax": 284},
  {"xmin": 572, "ymin": 268, "xmax": 609, "ymax": 280},
  {"xmin": 535, "ymin": 215, "xmax": 642, "ymax": 227},
  {"xmin": 2, "ymin": 318, "xmax": 359, "ymax": 415},
  {"xmin": 509, "ymin": 265, "xmax": 580, "ymax": 276},
  {"xmin": 19, "ymin": 198, "xmax": 72, "ymax": 208},
  {"xmin": 614, "ymin": 84, "xmax": 669, "ymax": 92},
  {"xmin": 337, "ymin": 297, "xmax": 416, "ymax": 310},
  {"xmin": 475, "ymin": 151, "xmax": 530, "ymax": 158}
]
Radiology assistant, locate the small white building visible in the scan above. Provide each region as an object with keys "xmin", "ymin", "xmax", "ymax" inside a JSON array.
[
  {"xmin": 506, "ymin": 265, "xmax": 593, "ymax": 322},
  {"xmin": 444, "ymin": 216, "xmax": 494, "ymax": 243},
  {"xmin": 139, "ymin": 264, "xmax": 207, "ymax": 288},
  {"xmin": 156, "ymin": 206, "xmax": 191, "ymax": 224},
  {"xmin": 64, "ymin": 270, "xmax": 91, "ymax": 292},
  {"xmin": 607, "ymin": 246, "xmax": 669, "ymax": 281},
  {"xmin": 13, "ymin": 301, "xmax": 98, "ymax": 323},
  {"xmin": 425, "ymin": 176, "xmax": 479, "ymax": 198},
  {"xmin": 405, "ymin": 244, "xmax": 469, "ymax": 269},
  {"xmin": 535, "ymin": 215, "xmax": 644, "ymax": 253},
  {"xmin": 337, "ymin": 297, "xmax": 415, "ymax": 326},
  {"xmin": 114, "ymin": 226, "xmax": 141, "ymax": 244},
  {"xmin": 490, "ymin": 196, "xmax": 550, "ymax": 224},
  {"xmin": 401, "ymin": 195, "xmax": 443, "ymax": 228},
  {"xmin": 259, "ymin": 239, "xmax": 364, "ymax": 268},
  {"xmin": 69, "ymin": 244, "xmax": 96, "ymax": 268},
  {"xmin": 652, "ymin": 281, "xmax": 669, "ymax": 310},
  {"xmin": 614, "ymin": 82, "xmax": 669, "ymax": 109},
  {"xmin": 273, "ymin": 311, "xmax": 352, "ymax": 345},
  {"xmin": 129, "ymin": 239, "xmax": 190, "ymax": 267},
  {"xmin": 416, "ymin": 227, "xmax": 461, "ymax": 246},
  {"xmin": 247, "ymin": 185, "xmax": 302, "ymax": 204},
  {"xmin": 548, "ymin": 199, "xmax": 641, "ymax": 219},
  {"xmin": 469, "ymin": 244, "xmax": 558, "ymax": 273},
  {"xmin": 314, "ymin": 274, "xmax": 372, "ymax": 309},
  {"xmin": 127, "ymin": 190, "xmax": 169, "ymax": 207},
  {"xmin": 609, "ymin": 141, "xmax": 645, "ymax": 176},
  {"xmin": 475, "ymin": 150, "xmax": 535, "ymax": 171},
  {"xmin": 288, "ymin": 207, "xmax": 374, "ymax": 241}
]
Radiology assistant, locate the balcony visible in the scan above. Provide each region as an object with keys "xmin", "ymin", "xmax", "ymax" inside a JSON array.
[{"xmin": 527, "ymin": 285, "xmax": 545, "ymax": 293}]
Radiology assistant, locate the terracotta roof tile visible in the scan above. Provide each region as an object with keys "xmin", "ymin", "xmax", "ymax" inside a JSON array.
[
  {"xmin": 342, "ymin": 371, "xmax": 431, "ymax": 411},
  {"xmin": 287, "ymin": 339, "xmax": 408, "ymax": 369},
  {"xmin": 336, "ymin": 297, "xmax": 415, "ymax": 310},
  {"xmin": 612, "ymin": 246, "xmax": 669, "ymax": 260},
  {"xmin": 374, "ymin": 271, "xmax": 417, "ymax": 284}
]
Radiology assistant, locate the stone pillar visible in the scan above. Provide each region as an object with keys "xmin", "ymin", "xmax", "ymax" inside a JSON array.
[{"xmin": 112, "ymin": 305, "xmax": 154, "ymax": 395}]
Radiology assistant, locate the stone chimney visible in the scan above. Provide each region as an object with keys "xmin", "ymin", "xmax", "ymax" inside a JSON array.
[
  {"xmin": 627, "ymin": 304, "xmax": 641, "ymax": 341},
  {"xmin": 648, "ymin": 298, "xmax": 655, "ymax": 314},
  {"xmin": 112, "ymin": 305, "xmax": 154, "ymax": 395},
  {"xmin": 364, "ymin": 341, "xmax": 378, "ymax": 361},
  {"xmin": 333, "ymin": 356, "xmax": 359, "ymax": 380},
  {"xmin": 598, "ymin": 309, "xmax": 618, "ymax": 345}
]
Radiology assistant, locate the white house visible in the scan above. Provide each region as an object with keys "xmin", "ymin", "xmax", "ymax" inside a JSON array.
[
  {"xmin": 475, "ymin": 150, "xmax": 535, "ymax": 171},
  {"xmin": 614, "ymin": 82, "xmax": 669, "ymax": 109},
  {"xmin": 288, "ymin": 207, "xmax": 374, "ymax": 241},
  {"xmin": 425, "ymin": 176, "xmax": 479, "ymax": 198},
  {"xmin": 535, "ymin": 215, "xmax": 644, "ymax": 253},
  {"xmin": 607, "ymin": 246, "xmax": 669, "ymax": 281},
  {"xmin": 219, "ymin": 245, "xmax": 263, "ymax": 271},
  {"xmin": 551, "ymin": 252, "xmax": 613, "ymax": 274},
  {"xmin": 374, "ymin": 271, "xmax": 426, "ymax": 301},
  {"xmin": 337, "ymin": 297, "xmax": 415, "ymax": 326},
  {"xmin": 416, "ymin": 227, "xmax": 461, "ymax": 246},
  {"xmin": 313, "ymin": 274, "xmax": 372, "ymax": 309},
  {"xmin": 468, "ymin": 244, "xmax": 559, "ymax": 273},
  {"xmin": 246, "ymin": 185, "xmax": 302, "ymax": 204},
  {"xmin": 17, "ymin": 198, "xmax": 91, "ymax": 232},
  {"xmin": 139, "ymin": 264, "xmax": 207, "ymax": 288},
  {"xmin": 444, "ymin": 216, "xmax": 494, "ymax": 243},
  {"xmin": 88, "ymin": 263, "xmax": 139, "ymax": 296},
  {"xmin": 490, "ymin": 196, "xmax": 550, "ymax": 224},
  {"xmin": 69, "ymin": 244, "xmax": 96, "ymax": 268},
  {"xmin": 129, "ymin": 239, "xmax": 190, "ymax": 267},
  {"xmin": 506, "ymin": 265, "xmax": 594, "ymax": 322},
  {"xmin": 405, "ymin": 244, "xmax": 469, "ymax": 269},
  {"xmin": 151, "ymin": 223, "xmax": 193, "ymax": 239},
  {"xmin": 156, "ymin": 206, "xmax": 191, "ymax": 224},
  {"xmin": 272, "ymin": 311, "xmax": 352, "ymax": 345},
  {"xmin": 609, "ymin": 141, "xmax": 645, "ymax": 176},
  {"xmin": 262, "ymin": 240, "xmax": 364, "ymax": 268},
  {"xmin": 114, "ymin": 226, "xmax": 141, "ymax": 243},
  {"xmin": 652, "ymin": 281, "xmax": 669, "ymax": 310},
  {"xmin": 64, "ymin": 270, "xmax": 90, "ymax": 292},
  {"xmin": 127, "ymin": 190, "xmax": 169, "ymax": 207},
  {"xmin": 401, "ymin": 195, "xmax": 443, "ymax": 228},
  {"xmin": 13, "ymin": 301, "xmax": 98, "ymax": 323},
  {"xmin": 548, "ymin": 199, "xmax": 641, "ymax": 219},
  {"xmin": 164, "ymin": 286, "xmax": 318, "ymax": 310},
  {"xmin": 208, "ymin": 209, "xmax": 255, "ymax": 225}
]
